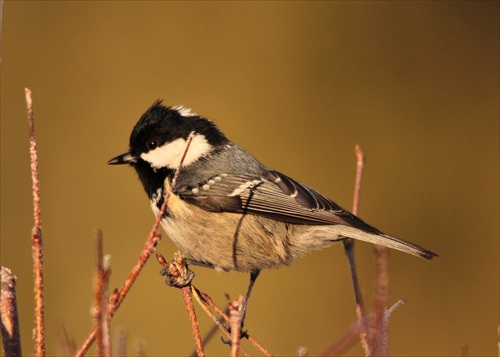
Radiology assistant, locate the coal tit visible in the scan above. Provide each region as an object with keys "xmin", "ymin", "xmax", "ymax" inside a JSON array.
[{"xmin": 108, "ymin": 101, "xmax": 437, "ymax": 313}]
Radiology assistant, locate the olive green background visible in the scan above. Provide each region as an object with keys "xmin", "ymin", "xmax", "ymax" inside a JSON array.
[{"xmin": 1, "ymin": 2, "xmax": 498, "ymax": 356}]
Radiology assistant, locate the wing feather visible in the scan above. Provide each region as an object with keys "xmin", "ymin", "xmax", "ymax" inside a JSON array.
[{"xmin": 177, "ymin": 170, "xmax": 380, "ymax": 233}]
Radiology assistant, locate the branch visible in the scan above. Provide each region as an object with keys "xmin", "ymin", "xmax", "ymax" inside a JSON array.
[
  {"xmin": 94, "ymin": 230, "xmax": 111, "ymax": 357},
  {"xmin": 368, "ymin": 243, "xmax": 389, "ymax": 355},
  {"xmin": 228, "ymin": 295, "xmax": 245, "ymax": 357},
  {"xmin": 25, "ymin": 87, "xmax": 46, "ymax": 357},
  {"xmin": 342, "ymin": 144, "xmax": 369, "ymax": 354},
  {"xmin": 1, "ymin": 267, "xmax": 22, "ymax": 357},
  {"xmin": 157, "ymin": 252, "xmax": 204, "ymax": 357},
  {"xmin": 190, "ymin": 287, "xmax": 271, "ymax": 357},
  {"xmin": 321, "ymin": 315, "xmax": 372, "ymax": 357},
  {"xmin": 75, "ymin": 232, "xmax": 160, "ymax": 357}
]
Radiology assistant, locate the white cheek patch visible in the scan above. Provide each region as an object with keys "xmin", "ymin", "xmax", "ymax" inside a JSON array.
[{"xmin": 140, "ymin": 134, "xmax": 213, "ymax": 169}]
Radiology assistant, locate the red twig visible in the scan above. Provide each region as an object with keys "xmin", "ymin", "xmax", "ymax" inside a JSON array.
[
  {"xmin": 189, "ymin": 305, "xmax": 230, "ymax": 357},
  {"xmin": 352, "ymin": 144, "xmax": 365, "ymax": 217},
  {"xmin": 190, "ymin": 287, "xmax": 270, "ymax": 357},
  {"xmin": 157, "ymin": 252, "xmax": 204, "ymax": 356},
  {"xmin": 25, "ymin": 88, "xmax": 46, "ymax": 357},
  {"xmin": 75, "ymin": 232, "xmax": 160, "ymax": 357},
  {"xmin": 342, "ymin": 144, "xmax": 369, "ymax": 354},
  {"xmin": 369, "ymin": 244, "xmax": 390, "ymax": 355},
  {"xmin": 322, "ymin": 298, "xmax": 404, "ymax": 357},
  {"xmin": 321, "ymin": 315, "xmax": 372, "ymax": 357},
  {"xmin": 94, "ymin": 230, "xmax": 111, "ymax": 357},
  {"xmin": 497, "ymin": 324, "xmax": 500, "ymax": 357},
  {"xmin": 228, "ymin": 295, "xmax": 244, "ymax": 357},
  {"xmin": 183, "ymin": 287, "xmax": 204, "ymax": 357},
  {"xmin": 1, "ymin": 267, "xmax": 22, "ymax": 357}
]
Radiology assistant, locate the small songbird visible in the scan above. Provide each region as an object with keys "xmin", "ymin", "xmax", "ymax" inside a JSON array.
[{"xmin": 109, "ymin": 100, "xmax": 437, "ymax": 319}]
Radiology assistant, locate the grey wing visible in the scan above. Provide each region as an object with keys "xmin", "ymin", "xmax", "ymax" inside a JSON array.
[{"xmin": 177, "ymin": 170, "xmax": 380, "ymax": 233}]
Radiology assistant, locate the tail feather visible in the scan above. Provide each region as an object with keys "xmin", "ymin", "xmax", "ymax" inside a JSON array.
[{"xmin": 334, "ymin": 225, "xmax": 438, "ymax": 260}]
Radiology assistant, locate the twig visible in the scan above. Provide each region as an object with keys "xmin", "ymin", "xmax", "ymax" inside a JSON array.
[
  {"xmin": 157, "ymin": 252, "xmax": 204, "ymax": 356},
  {"xmin": 75, "ymin": 231, "xmax": 160, "ymax": 357},
  {"xmin": 497, "ymin": 324, "xmax": 500, "ymax": 357},
  {"xmin": 352, "ymin": 144, "xmax": 365, "ymax": 217},
  {"xmin": 342, "ymin": 144, "xmax": 369, "ymax": 355},
  {"xmin": 322, "ymin": 299, "xmax": 402, "ymax": 357},
  {"xmin": 368, "ymin": 243, "xmax": 389, "ymax": 356},
  {"xmin": 189, "ymin": 305, "xmax": 230, "ymax": 357},
  {"xmin": 321, "ymin": 315, "xmax": 372, "ymax": 357},
  {"xmin": 182, "ymin": 287, "xmax": 204, "ymax": 356},
  {"xmin": 228, "ymin": 295, "xmax": 245, "ymax": 357},
  {"xmin": 25, "ymin": 87, "xmax": 46, "ymax": 357},
  {"xmin": 191, "ymin": 288, "xmax": 270, "ymax": 357},
  {"xmin": 379, "ymin": 299, "xmax": 404, "ymax": 356},
  {"xmin": 1, "ymin": 266, "xmax": 22, "ymax": 357},
  {"xmin": 94, "ymin": 230, "xmax": 111, "ymax": 357}
]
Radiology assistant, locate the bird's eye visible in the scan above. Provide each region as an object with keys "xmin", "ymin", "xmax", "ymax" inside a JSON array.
[{"xmin": 147, "ymin": 140, "xmax": 159, "ymax": 150}]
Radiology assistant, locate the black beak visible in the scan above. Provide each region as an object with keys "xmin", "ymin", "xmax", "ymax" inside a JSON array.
[{"xmin": 108, "ymin": 152, "xmax": 136, "ymax": 165}]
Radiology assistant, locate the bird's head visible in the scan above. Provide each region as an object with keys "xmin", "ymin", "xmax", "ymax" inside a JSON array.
[{"xmin": 108, "ymin": 100, "xmax": 228, "ymax": 171}]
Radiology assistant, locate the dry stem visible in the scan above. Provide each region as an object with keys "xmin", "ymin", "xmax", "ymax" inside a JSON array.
[
  {"xmin": 157, "ymin": 253, "xmax": 204, "ymax": 356},
  {"xmin": 228, "ymin": 295, "xmax": 245, "ymax": 357},
  {"xmin": 94, "ymin": 230, "xmax": 111, "ymax": 357},
  {"xmin": 25, "ymin": 87, "xmax": 46, "ymax": 357},
  {"xmin": 321, "ymin": 315, "xmax": 372, "ymax": 357},
  {"xmin": 75, "ymin": 231, "xmax": 160, "ymax": 356},
  {"xmin": 182, "ymin": 287, "xmax": 204, "ymax": 357},
  {"xmin": 369, "ymin": 244, "xmax": 389, "ymax": 355},
  {"xmin": 342, "ymin": 144, "xmax": 369, "ymax": 354},
  {"xmin": 190, "ymin": 287, "xmax": 271, "ymax": 357},
  {"xmin": 1, "ymin": 267, "xmax": 22, "ymax": 357}
]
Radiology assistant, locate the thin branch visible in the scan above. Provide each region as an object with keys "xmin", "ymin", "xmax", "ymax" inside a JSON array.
[
  {"xmin": 157, "ymin": 252, "xmax": 204, "ymax": 356},
  {"xmin": 228, "ymin": 295, "xmax": 244, "ymax": 357},
  {"xmin": 75, "ymin": 232, "xmax": 160, "ymax": 357},
  {"xmin": 189, "ymin": 305, "xmax": 230, "ymax": 357},
  {"xmin": 190, "ymin": 287, "xmax": 271, "ymax": 357},
  {"xmin": 1, "ymin": 266, "xmax": 22, "ymax": 357},
  {"xmin": 321, "ymin": 315, "xmax": 372, "ymax": 357},
  {"xmin": 25, "ymin": 87, "xmax": 46, "ymax": 357},
  {"xmin": 352, "ymin": 144, "xmax": 365, "ymax": 216},
  {"xmin": 342, "ymin": 144, "xmax": 369, "ymax": 355},
  {"xmin": 368, "ymin": 243, "xmax": 389, "ymax": 356},
  {"xmin": 379, "ymin": 299, "xmax": 404, "ymax": 356},
  {"xmin": 497, "ymin": 324, "xmax": 500, "ymax": 357},
  {"xmin": 94, "ymin": 230, "xmax": 111, "ymax": 357},
  {"xmin": 182, "ymin": 287, "xmax": 204, "ymax": 357}
]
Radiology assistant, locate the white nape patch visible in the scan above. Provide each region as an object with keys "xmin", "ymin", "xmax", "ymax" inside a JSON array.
[
  {"xmin": 140, "ymin": 134, "xmax": 213, "ymax": 169},
  {"xmin": 172, "ymin": 106, "xmax": 197, "ymax": 117}
]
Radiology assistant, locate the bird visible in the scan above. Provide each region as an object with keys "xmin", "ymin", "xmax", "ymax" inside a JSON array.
[{"xmin": 108, "ymin": 100, "xmax": 437, "ymax": 325}]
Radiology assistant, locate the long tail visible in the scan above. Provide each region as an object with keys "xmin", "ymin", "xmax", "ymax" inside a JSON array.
[{"xmin": 334, "ymin": 225, "xmax": 438, "ymax": 260}]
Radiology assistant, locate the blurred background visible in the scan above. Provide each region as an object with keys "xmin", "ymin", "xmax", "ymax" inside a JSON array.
[{"xmin": 1, "ymin": 2, "xmax": 498, "ymax": 356}]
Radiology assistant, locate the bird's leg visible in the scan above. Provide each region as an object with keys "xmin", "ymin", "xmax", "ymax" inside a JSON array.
[
  {"xmin": 222, "ymin": 269, "xmax": 260, "ymax": 344},
  {"xmin": 241, "ymin": 269, "xmax": 260, "ymax": 329},
  {"xmin": 184, "ymin": 258, "xmax": 215, "ymax": 270}
]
